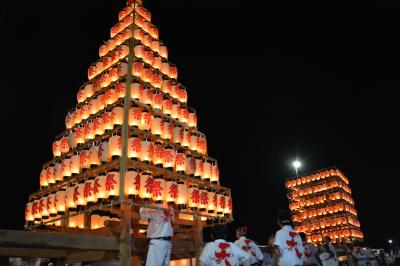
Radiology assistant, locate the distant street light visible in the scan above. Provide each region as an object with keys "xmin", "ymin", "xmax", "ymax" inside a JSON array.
[
  {"xmin": 293, "ymin": 160, "xmax": 301, "ymax": 177},
  {"xmin": 388, "ymin": 239, "xmax": 393, "ymax": 244}
]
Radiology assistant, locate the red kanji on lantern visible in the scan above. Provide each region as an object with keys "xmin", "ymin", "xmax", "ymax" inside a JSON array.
[
  {"xmin": 213, "ymin": 194, "xmax": 218, "ymax": 207},
  {"xmin": 94, "ymin": 179, "xmax": 101, "ymax": 194},
  {"xmin": 168, "ymin": 183, "xmax": 178, "ymax": 199},
  {"xmin": 130, "ymin": 138, "xmax": 142, "ymax": 152},
  {"xmin": 175, "ymin": 154, "xmax": 186, "ymax": 167},
  {"xmin": 228, "ymin": 198, "xmax": 232, "ymax": 211},
  {"xmin": 145, "ymin": 176, "xmax": 154, "ymax": 194},
  {"xmin": 219, "ymin": 196, "xmax": 226, "ymax": 210},
  {"xmin": 117, "ymin": 136, "xmax": 122, "ymax": 149},
  {"xmin": 32, "ymin": 202, "xmax": 38, "ymax": 215},
  {"xmin": 105, "ymin": 174, "xmax": 117, "ymax": 191},
  {"xmin": 152, "ymin": 180, "xmax": 164, "ymax": 198},
  {"xmin": 80, "ymin": 152, "xmax": 90, "ymax": 166},
  {"xmin": 46, "ymin": 197, "xmax": 52, "ymax": 211},
  {"xmin": 163, "ymin": 149, "xmax": 174, "ymax": 164},
  {"xmin": 73, "ymin": 186, "xmax": 80, "ymax": 203},
  {"xmin": 54, "ymin": 195, "xmax": 58, "ymax": 208},
  {"xmin": 200, "ymin": 191, "xmax": 209, "ymax": 206},
  {"xmin": 154, "ymin": 145, "xmax": 164, "ymax": 160},
  {"xmin": 134, "ymin": 175, "xmax": 140, "ymax": 191},
  {"xmin": 39, "ymin": 199, "xmax": 45, "ymax": 213},
  {"xmin": 60, "ymin": 138, "xmax": 69, "ymax": 151},
  {"xmin": 191, "ymin": 189, "xmax": 200, "ymax": 204},
  {"xmin": 84, "ymin": 182, "xmax": 93, "ymax": 198}
]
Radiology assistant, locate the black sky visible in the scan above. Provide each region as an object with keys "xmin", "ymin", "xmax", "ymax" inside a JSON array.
[{"xmin": 1, "ymin": 0, "xmax": 399, "ymax": 248}]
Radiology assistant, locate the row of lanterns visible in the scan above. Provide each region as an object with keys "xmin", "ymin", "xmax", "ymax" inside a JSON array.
[
  {"xmin": 289, "ymin": 191, "xmax": 354, "ymax": 211},
  {"xmin": 118, "ymin": 3, "xmax": 151, "ymax": 23},
  {"xmin": 292, "ymin": 203, "xmax": 358, "ymax": 222},
  {"xmin": 286, "ymin": 169, "xmax": 349, "ymax": 188},
  {"xmin": 44, "ymin": 133, "xmax": 216, "ymax": 188},
  {"xmin": 295, "ymin": 215, "xmax": 358, "ymax": 233},
  {"xmin": 306, "ymin": 229, "xmax": 363, "ymax": 244},
  {"xmin": 28, "ymin": 170, "xmax": 231, "ymax": 223},
  {"xmin": 288, "ymin": 180, "xmax": 352, "ymax": 199}
]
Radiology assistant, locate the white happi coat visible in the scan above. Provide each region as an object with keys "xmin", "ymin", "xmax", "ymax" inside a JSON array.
[
  {"xmin": 352, "ymin": 247, "xmax": 368, "ymax": 266},
  {"xmin": 139, "ymin": 207, "xmax": 175, "ymax": 266},
  {"xmin": 273, "ymin": 225, "xmax": 304, "ymax": 266},
  {"xmin": 200, "ymin": 239, "xmax": 250, "ymax": 266},
  {"xmin": 303, "ymin": 243, "xmax": 320, "ymax": 265},
  {"xmin": 234, "ymin": 236, "xmax": 264, "ymax": 264},
  {"xmin": 319, "ymin": 244, "xmax": 338, "ymax": 266}
]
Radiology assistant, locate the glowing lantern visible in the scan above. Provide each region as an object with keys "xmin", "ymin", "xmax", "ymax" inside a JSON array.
[
  {"xmin": 134, "ymin": 28, "xmax": 144, "ymax": 41},
  {"xmin": 128, "ymin": 134, "xmax": 142, "ymax": 160},
  {"xmin": 140, "ymin": 110, "xmax": 152, "ymax": 131},
  {"xmin": 125, "ymin": 168, "xmax": 140, "ymax": 198},
  {"xmin": 180, "ymin": 107, "xmax": 189, "ymax": 125},
  {"xmin": 139, "ymin": 171, "xmax": 153, "ymax": 200},
  {"xmin": 89, "ymin": 142, "xmax": 100, "ymax": 168},
  {"xmin": 159, "ymin": 43, "xmax": 168, "ymax": 59},
  {"xmin": 143, "ymin": 50, "xmax": 154, "ymax": 65},
  {"xmin": 188, "ymin": 184, "xmax": 200, "ymax": 210},
  {"xmin": 197, "ymin": 135, "xmax": 207, "ymax": 155},
  {"xmin": 96, "ymin": 61, "xmax": 104, "ymax": 76},
  {"xmin": 181, "ymin": 129, "xmax": 191, "ymax": 148},
  {"xmin": 32, "ymin": 200, "xmax": 41, "ymax": 221},
  {"xmin": 216, "ymin": 192, "xmax": 226, "ymax": 216},
  {"xmin": 152, "ymin": 56, "xmax": 162, "ymax": 70},
  {"xmin": 105, "ymin": 88, "xmax": 117, "ymax": 106},
  {"xmin": 152, "ymin": 91, "xmax": 163, "ymax": 110},
  {"xmin": 54, "ymin": 162, "xmax": 63, "ymax": 183},
  {"xmin": 52, "ymin": 140, "xmax": 61, "ymax": 157},
  {"xmin": 74, "ymin": 181, "xmax": 86, "ymax": 208},
  {"xmin": 133, "ymin": 62, "xmax": 144, "ymax": 77},
  {"xmin": 177, "ymin": 85, "xmax": 188, "ymax": 104},
  {"xmin": 88, "ymin": 65, "xmax": 97, "ymax": 80},
  {"xmin": 175, "ymin": 150, "xmax": 186, "ymax": 174},
  {"xmin": 66, "ymin": 184, "xmax": 77, "ymax": 211},
  {"xmin": 171, "ymin": 102, "xmax": 181, "ymax": 120},
  {"xmin": 91, "ymin": 214, "xmax": 102, "ymax": 229},
  {"xmin": 169, "ymin": 64, "xmax": 178, "ymax": 80},
  {"xmin": 61, "ymin": 158, "xmax": 72, "ymax": 178},
  {"xmin": 65, "ymin": 111, "xmax": 74, "ymax": 129},
  {"xmin": 149, "ymin": 26, "xmax": 158, "ymax": 39},
  {"xmin": 80, "ymin": 104, "xmax": 90, "ymax": 120},
  {"xmin": 68, "ymin": 132, "xmax": 77, "ymax": 150},
  {"xmin": 211, "ymin": 161, "xmax": 219, "ymax": 184},
  {"xmin": 99, "ymin": 139, "xmax": 111, "ymax": 163},
  {"xmin": 194, "ymin": 157, "xmax": 204, "ymax": 179},
  {"xmin": 161, "ymin": 119, "xmax": 172, "ymax": 140},
  {"xmin": 69, "ymin": 213, "xmax": 84, "ymax": 229},
  {"xmin": 118, "ymin": 62, "xmax": 128, "ymax": 77},
  {"xmin": 224, "ymin": 195, "xmax": 232, "ymax": 216},
  {"xmin": 176, "ymin": 181, "xmax": 188, "ymax": 209},
  {"xmin": 152, "ymin": 176, "xmax": 166, "ymax": 204},
  {"xmin": 25, "ymin": 202, "xmax": 34, "ymax": 223},
  {"xmin": 134, "ymin": 44, "xmax": 145, "ymax": 59},
  {"xmin": 70, "ymin": 152, "xmax": 81, "ymax": 176},
  {"xmin": 202, "ymin": 159, "xmax": 212, "ymax": 182},
  {"xmin": 151, "ymin": 115, "xmax": 163, "ymax": 136},
  {"xmin": 163, "ymin": 179, "xmax": 177, "ymax": 204},
  {"xmin": 46, "ymin": 166, "xmax": 56, "ymax": 185},
  {"xmin": 102, "ymin": 111, "xmax": 114, "ymax": 132},
  {"xmin": 99, "ymin": 44, "xmax": 108, "ymax": 57},
  {"xmin": 60, "ymin": 136, "xmax": 69, "ymax": 154},
  {"xmin": 118, "ymin": 44, "xmax": 129, "ymax": 59},
  {"xmin": 161, "ymin": 79, "xmax": 172, "ymax": 95},
  {"xmin": 109, "ymin": 67, "xmax": 119, "ymax": 83},
  {"xmin": 106, "ymin": 171, "xmax": 120, "ymax": 199},
  {"xmin": 143, "ymin": 34, "xmax": 152, "ymax": 47},
  {"xmin": 78, "ymin": 150, "xmax": 90, "ymax": 172},
  {"xmin": 84, "ymin": 120, "xmax": 95, "ymax": 141},
  {"xmin": 74, "ymin": 126, "xmax": 85, "ymax": 146},
  {"xmin": 141, "ymin": 68, "xmax": 153, "ymax": 83},
  {"xmin": 163, "ymin": 145, "xmax": 176, "ymax": 170},
  {"xmin": 172, "ymin": 125, "xmax": 183, "ymax": 144},
  {"xmin": 190, "ymin": 132, "xmax": 198, "ymax": 151},
  {"xmin": 94, "ymin": 174, "xmax": 107, "ymax": 202},
  {"xmin": 140, "ymin": 137, "xmax": 154, "ymax": 163},
  {"xmin": 160, "ymin": 62, "xmax": 170, "ymax": 76},
  {"xmin": 185, "ymin": 154, "xmax": 196, "ymax": 177},
  {"xmin": 82, "ymin": 178, "xmax": 95, "ymax": 206},
  {"xmin": 152, "ymin": 141, "xmax": 164, "ymax": 167},
  {"xmin": 39, "ymin": 197, "xmax": 49, "ymax": 220},
  {"xmin": 129, "ymin": 105, "xmax": 141, "ymax": 127},
  {"xmin": 129, "ymin": 83, "xmax": 142, "ymax": 101},
  {"xmin": 163, "ymin": 97, "xmax": 173, "ymax": 116},
  {"xmin": 109, "ymin": 133, "xmax": 122, "ymax": 159}
]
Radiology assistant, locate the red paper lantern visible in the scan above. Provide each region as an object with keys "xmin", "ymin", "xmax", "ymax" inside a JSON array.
[
  {"xmin": 54, "ymin": 162, "xmax": 63, "ymax": 183},
  {"xmin": 112, "ymin": 106, "xmax": 124, "ymax": 127},
  {"xmin": 125, "ymin": 168, "xmax": 140, "ymax": 198},
  {"xmin": 151, "ymin": 115, "xmax": 163, "ymax": 137},
  {"xmin": 199, "ymin": 187, "xmax": 209, "ymax": 212},
  {"xmin": 143, "ymin": 50, "xmax": 154, "ymax": 65},
  {"xmin": 129, "ymin": 105, "xmax": 141, "ymax": 128},
  {"xmin": 143, "ymin": 34, "xmax": 152, "ymax": 47},
  {"xmin": 190, "ymin": 132, "xmax": 198, "ymax": 152},
  {"xmin": 80, "ymin": 149, "xmax": 91, "ymax": 171},
  {"xmin": 169, "ymin": 64, "xmax": 178, "ymax": 80},
  {"xmin": 188, "ymin": 109, "xmax": 197, "ymax": 128},
  {"xmin": 152, "ymin": 56, "xmax": 162, "ymax": 70},
  {"xmin": 139, "ymin": 171, "xmax": 153, "ymax": 201},
  {"xmin": 140, "ymin": 110, "xmax": 152, "ymax": 131},
  {"xmin": 188, "ymin": 184, "xmax": 200, "ymax": 210},
  {"xmin": 175, "ymin": 150, "xmax": 186, "ymax": 174},
  {"xmin": 94, "ymin": 174, "xmax": 107, "ymax": 202},
  {"xmin": 211, "ymin": 162, "xmax": 220, "ymax": 184},
  {"xmin": 66, "ymin": 184, "xmax": 77, "ymax": 211},
  {"xmin": 194, "ymin": 157, "xmax": 204, "ymax": 179},
  {"xmin": 109, "ymin": 133, "xmax": 122, "ymax": 159},
  {"xmin": 128, "ymin": 134, "xmax": 142, "ymax": 160},
  {"xmin": 180, "ymin": 106, "xmax": 189, "ymax": 124},
  {"xmin": 171, "ymin": 102, "xmax": 181, "ymax": 120},
  {"xmin": 141, "ymin": 87, "xmax": 153, "ymax": 106},
  {"xmin": 134, "ymin": 44, "xmax": 145, "ymax": 59},
  {"xmin": 99, "ymin": 44, "xmax": 108, "ymax": 57},
  {"xmin": 105, "ymin": 171, "xmax": 120, "ymax": 199},
  {"xmin": 149, "ymin": 26, "xmax": 159, "ymax": 39},
  {"xmin": 152, "ymin": 141, "xmax": 164, "ymax": 167},
  {"xmin": 160, "ymin": 62, "xmax": 169, "ymax": 76},
  {"xmin": 163, "ymin": 145, "xmax": 176, "ymax": 170},
  {"xmin": 90, "ymin": 142, "xmax": 101, "ymax": 168},
  {"xmin": 162, "ymin": 119, "xmax": 173, "ymax": 140},
  {"xmin": 162, "ymin": 97, "xmax": 173, "ymax": 116},
  {"xmin": 39, "ymin": 169, "xmax": 48, "ymax": 188},
  {"xmin": 61, "ymin": 158, "xmax": 72, "ymax": 179},
  {"xmin": 94, "ymin": 115, "xmax": 105, "ymax": 136},
  {"xmin": 84, "ymin": 178, "xmax": 96, "ymax": 205},
  {"xmin": 55, "ymin": 188, "xmax": 66, "ymax": 215},
  {"xmin": 176, "ymin": 181, "xmax": 188, "ymax": 208},
  {"xmin": 70, "ymin": 152, "xmax": 81, "ymax": 176},
  {"xmin": 202, "ymin": 159, "xmax": 212, "ymax": 182},
  {"xmin": 185, "ymin": 154, "xmax": 196, "ymax": 177},
  {"xmin": 159, "ymin": 43, "xmax": 168, "ymax": 59},
  {"xmin": 141, "ymin": 67, "xmax": 153, "ymax": 83},
  {"xmin": 52, "ymin": 140, "xmax": 61, "ymax": 157},
  {"xmin": 181, "ymin": 129, "xmax": 191, "ymax": 148},
  {"xmin": 140, "ymin": 137, "xmax": 154, "ymax": 163},
  {"xmin": 161, "ymin": 79, "xmax": 172, "ymax": 95},
  {"xmin": 131, "ymin": 83, "xmax": 143, "ymax": 100},
  {"xmin": 197, "ymin": 135, "xmax": 207, "ymax": 155},
  {"xmin": 99, "ymin": 139, "xmax": 111, "ymax": 163},
  {"xmin": 165, "ymin": 179, "xmax": 178, "ymax": 204},
  {"xmin": 152, "ymin": 176, "xmax": 166, "ymax": 204}
]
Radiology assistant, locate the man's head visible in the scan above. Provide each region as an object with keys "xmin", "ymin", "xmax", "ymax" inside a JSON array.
[
  {"xmin": 211, "ymin": 224, "xmax": 228, "ymax": 241},
  {"xmin": 236, "ymin": 226, "xmax": 247, "ymax": 239},
  {"xmin": 277, "ymin": 209, "xmax": 293, "ymax": 228}
]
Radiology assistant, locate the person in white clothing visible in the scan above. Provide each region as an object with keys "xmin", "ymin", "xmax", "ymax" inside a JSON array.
[
  {"xmin": 234, "ymin": 226, "xmax": 264, "ymax": 265},
  {"xmin": 272, "ymin": 210, "xmax": 304, "ymax": 266},
  {"xmin": 299, "ymin": 233, "xmax": 321, "ymax": 266},
  {"xmin": 139, "ymin": 204, "xmax": 175, "ymax": 266},
  {"xmin": 318, "ymin": 237, "xmax": 338, "ymax": 266},
  {"xmin": 352, "ymin": 243, "xmax": 368, "ymax": 266},
  {"xmin": 200, "ymin": 224, "xmax": 251, "ymax": 266}
]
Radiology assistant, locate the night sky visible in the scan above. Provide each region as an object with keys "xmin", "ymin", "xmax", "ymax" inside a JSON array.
[{"xmin": 1, "ymin": 0, "xmax": 399, "ymax": 248}]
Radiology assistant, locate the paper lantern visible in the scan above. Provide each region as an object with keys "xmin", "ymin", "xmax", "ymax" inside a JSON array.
[
  {"xmin": 31, "ymin": 200, "xmax": 41, "ymax": 221},
  {"xmin": 172, "ymin": 125, "xmax": 183, "ymax": 144},
  {"xmin": 54, "ymin": 189, "xmax": 66, "ymax": 215},
  {"xmin": 129, "ymin": 105, "xmax": 142, "ymax": 127},
  {"xmin": 134, "ymin": 44, "xmax": 145, "ymax": 59},
  {"xmin": 197, "ymin": 187, "xmax": 209, "ymax": 212},
  {"xmin": 54, "ymin": 162, "xmax": 63, "ymax": 183},
  {"xmin": 140, "ymin": 137, "xmax": 154, "ymax": 163},
  {"xmin": 163, "ymin": 145, "xmax": 176, "ymax": 170},
  {"xmin": 194, "ymin": 157, "xmax": 204, "ymax": 179},
  {"xmin": 175, "ymin": 150, "xmax": 186, "ymax": 174},
  {"xmin": 65, "ymin": 111, "xmax": 74, "ymax": 129},
  {"xmin": 185, "ymin": 154, "xmax": 196, "ymax": 177},
  {"xmin": 68, "ymin": 132, "xmax": 77, "ymax": 150},
  {"xmin": 211, "ymin": 161, "xmax": 219, "ymax": 184},
  {"xmin": 151, "ymin": 115, "xmax": 163, "ymax": 136},
  {"xmin": 105, "ymin": 171, "xmax": 120, "ymax": 199},
  {"xmin": 46, "ymin": 166, "xmax": 55, "ymax": 185},
  {"xmin": 140, "ymin": 110, "xmax": 152, "ymax": 131},
  {"xmin": 99, "ymin": 139, "xmax": 111, "ymax": 163},
  {"xmin": 176, "ymin": 181, "xmax": 188, "ymax": 209},
  {"xmin": 83, "ymin": 178, "xmax": 96, "ymax": 205},
  {"xmin": 70, "ymin": 152, "xmax": 81, "ymax": 176},
  {"xmin": 149, "ymin": 25, "xmax": 158, "ymax": 39},
  {"xmin": 161, "ymin": 119, "xmax": 172, "ymax": 141},
  {"xmin": 197, "ymin": 135, "xmax": 207, "ymax": 155},
  {"xmin": 188, "ymin": 184, "xmax": 200, "ymax": 210},
  {"xmin": 134, "ymin": 28, "xmax": 144, "ymax": 41},
  {"xmin": 91, "ymin": 214, "xmax": 102, "ymax": 229},
  {"xmin": 84, "ymin": 120, "xmax": 95, "ymax": 141},
  {"xmin": 143, "ymin": 50, "xmax": 154, "ymax": 65},
  {"xmin": 161, "ymin": 79, "xmax": 172, "ymax": 95},
  {"xmin": 165, "ymin": 179, "xmax": 178, "ymax": 204},
  {"xmin": 66, "ymin": 184, "xmax": 77, "ymax": 211},
  {"xmin": 105, "ymin": 88, "xmax": 117, "ymax": 106},
  {"xmin": 89, "ymin": 142, "xmax": 101, "ymax": 168},
  {"xmin": 169, "ymin": 64, "xmax": 178, "ymax": 80},
  {"xmin": 88, "ymin": 65, "xmax": 97, "ymax": 80},
  {"xmin": 69, "ymin": 213, "xmax": 84, "ymax": 229},
  {"xmin": 143, "ymin": 34, "xmax": 152, "ymax": 47},
  {"xmin": 131, "ymin": 82, "xmax": 143, "ymax": 100},
  {"xmin": 78, "ymin": 150, "xmax": 90, "ymax": 171},
  {"xmin": 152, "ymin": 91, "xmax": 163, "ymax": 110},
  {"xmin": 152, "ymin": 56, "xmax": 162, "ymax": 70},
  {"xmin": 80, "ymin": 104, "xmax": 90, "ymax": 120},
  {"xmin": 60, "ymin": 136, "xmax": 69, "ymax": 154},
  {"xmin": 74, "ymin": 181, "xmax": 86, "ymax": 208},
  {"xmin": 118, "ymin": 44, "xmax": 129, "ymax": 59},
  {"xmin": 93, "ymin": 176, "xmax": 107, "ymax": 204},
  {"xmin": 159, "ymin": 43, "xmax": 168, "ymax": 59},
  {"xmin": 151, "ymin": 40, "xmax": 160, "ymax": 54},
  {"xmin": 139, "ymin": 171, "xmax": 153, "ymax": 200},
  {"xmin": 128, "ymin": 135, "xmax": 142, "ymax": 160},
  {"xmin": 25, "ymin": 202, "xmax": 34, "ymax": 223},
  {"xmin": 216, "ymin": 193, "xmax": 226, "ymax": 215},
  {"xmin": 99, "ymin": 43, "xmax": 108, "ymax": 57},
  {"xmin": 74, "ymin": 126, "xmax": 85, "ymax": 146},
  {"xmin": 61, "ymin": 158, "xmax": 72, "ymax": 179},
  {"xmin": 141, "ymin": 68, "xmax": 153, "ymax": 83},
  {"xmin": 190, "ymin": 132, "xmax": 198, "ymax": 151},
  {"xmin": 160, "ymin": 62, "xmax": 170, "ymax": 76},
  {"xmin": 52, "ymin": 140, "xmax": 61, "ymax": 157},
  {"xmin": 181, "ymin": 129, "xmax": 191, "ymax": 148},
  {"xmin": 152, "ymin": 141, "xmax": 164, "ymax": 167},
  {"xmin": 202, "ymin": 159, "xmax": 212, "ymax": 182},
  {"xmin": 152, "ymin": 176, "xmax": 166, "ymax": 204},
  {"xmin": 224, "ymin": 195, "xmax": 232, "ymax": 216},
  {"xmin": 39, "ymin": 197, "xmax": 49, "ymax": 220},
  {"xmin": 133, "ymin": 62, "xmax": 144, "ymax": 77},
  {"xmin": 125, "ymin": 168, "xmax": 140, "ymax": 198},
  {"xmin": 162, "ymin": 97, "xmax": 173, "ymax": 116},
  {"xmin": 109, "ymin": 133, "xmax": 122, "ymax": 159}
]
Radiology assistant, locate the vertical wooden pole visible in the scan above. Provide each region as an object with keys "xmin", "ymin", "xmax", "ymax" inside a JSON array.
[
  {"xmin": 84, "ymin": 206, "xmax": 91, "ymax": 229},
  {"xmin": 193, "ymin": 215, "xmax": 204, "ymax": 265},
  {"xmin": 119, "ymin": 1, "xmax": 137, "ymax": 265}
]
